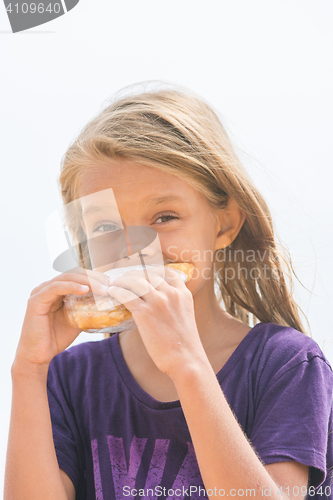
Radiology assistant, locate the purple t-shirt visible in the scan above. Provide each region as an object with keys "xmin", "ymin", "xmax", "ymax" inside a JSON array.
[{"xmin": 47, "ymin": 322, "xmax": 333, "ymax": 500}]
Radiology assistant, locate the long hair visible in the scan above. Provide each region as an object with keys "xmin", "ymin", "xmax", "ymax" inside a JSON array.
[{"xmin": 58, "ymin": 82, "xmax": 310, "ymax": 335}]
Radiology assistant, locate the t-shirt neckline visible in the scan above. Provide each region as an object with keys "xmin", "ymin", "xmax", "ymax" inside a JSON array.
[{"xmin": 109, "ymin": 322, "xmax": 264, "ymax": 410}]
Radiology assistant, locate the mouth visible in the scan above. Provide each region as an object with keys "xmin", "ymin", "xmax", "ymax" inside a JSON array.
[{"xmin": 111, "ymin": 254, "xmax": 192, "ymax": 269}]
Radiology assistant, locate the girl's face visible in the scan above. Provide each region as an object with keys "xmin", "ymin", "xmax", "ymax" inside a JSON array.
[{"xmin": 78, "ymin": 160, "xmax": 224, "ymax": 297}]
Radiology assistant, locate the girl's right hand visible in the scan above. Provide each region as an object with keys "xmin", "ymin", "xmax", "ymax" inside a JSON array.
[{"xmin": 13, "ymin": 269, "xmax": 109, "ymax": 372}]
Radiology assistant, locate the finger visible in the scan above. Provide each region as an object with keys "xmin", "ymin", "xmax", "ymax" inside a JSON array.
[
  {"xmin": 29, "ymin": 281, "xmax": 91, "ymax": 315},
  {"xmin": 84, "ymin": 270, "xmax": 110, "ymax": 295},
  {"xmin": 82, "ymin": 268, "xmax": 110, "ymax": 285},
  {"xmin": 108, "ymin": 266, "xmax": 165, "ymax": 282},
  {"xmin": 109, "ymin": 267, "xmax": 184, "ymax": 295},
  {"xmin": 109, "ymin": 269, "xmax": 165, "ymax": 295},
  {"xmin": 58, "ymin": 269, "xmax": 110, "ymax": 293},
  {"xmin": 30, "ymin": 271, "xmax": 108, "ymax": 297},
  {"xmin": 140, "ymin": 266, "xmax": 184, "ymax": 289},
  {"xmin": 108, "ymin": 275, "xmax": 156, "ymax": 299},
  {"xmin": 163, "ymin": 266, "xmax": 188, "ymax": 288},
  {"xmin": 107, "ymin": 285, "xmax": 144, "ymax": 309},
  {"xmin": 30, "ymin": 280, "xmax": 52, "ymax": 297}
]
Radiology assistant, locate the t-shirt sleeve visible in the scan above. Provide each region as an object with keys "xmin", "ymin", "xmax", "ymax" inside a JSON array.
[
  {"xmin": 249, "ymin": 351, "xmax": 333, "ymax": 490},
  {"xmin": 47, "ymin": 355, "xmax": 85, "ymax": 498}
]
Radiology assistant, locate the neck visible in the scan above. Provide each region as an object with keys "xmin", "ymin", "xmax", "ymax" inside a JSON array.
[
  {"xmin": 192, "ymin": 281, "xmax": 230, "ymax": 345},
  {"xmin": 191, "ymin": 277, "xmax": 253, "ymax": 353}
]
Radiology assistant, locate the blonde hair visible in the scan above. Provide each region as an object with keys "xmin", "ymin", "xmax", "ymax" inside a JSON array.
[{"xmin": 58, "ymin": 82, "xmax": 310, "ymax": 335}]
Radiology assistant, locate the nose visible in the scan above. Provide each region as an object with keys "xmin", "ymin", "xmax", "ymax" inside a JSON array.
[
  {"xmin": 115, "ymin": 225, "xmax": 157, "ymax": 258},
  {"xmin": 119, "ymin": 225, "xmax": 164, "ymax": 266}
]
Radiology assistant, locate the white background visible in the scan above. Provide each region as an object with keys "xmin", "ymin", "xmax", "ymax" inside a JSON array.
[{"xmin": 1, "ymin": 0, "xmax": 332, "ymax": 493}]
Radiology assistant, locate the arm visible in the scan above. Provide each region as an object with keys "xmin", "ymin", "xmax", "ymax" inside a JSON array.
[
  {"xmin": 171, "ymin": 358, "xmax": 309, "ymax": 500},
  {"xmin": 60, "ymin": 469, "xmax": 76, "ymax": 500},
  {"xmin": 4, "ymin": 359, "xmax": 72, "ymax": 500},
  {"xmin": 107, "ymin": 268, "xmax": 311, "ymax": 500},
  {"xmin": 265, "ymin": 462, "xmax": 309, "ymax": 498},
  {"xmin": 4, "ymin": 270, "xmax": 107, "ymax": 500}
]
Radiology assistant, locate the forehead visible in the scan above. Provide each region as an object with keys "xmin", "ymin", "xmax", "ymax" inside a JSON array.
[{"xmin": 78, "ymin": 160, "xmax": 201, "ymax": 202}]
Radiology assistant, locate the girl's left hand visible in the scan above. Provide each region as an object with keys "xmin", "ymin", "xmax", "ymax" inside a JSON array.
[{"xmin": 107, "ymin": 267, "xmax": 206, "ymax": 379}]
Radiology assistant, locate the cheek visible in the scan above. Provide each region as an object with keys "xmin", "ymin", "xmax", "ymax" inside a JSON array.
[
  {"xmin": 185, "ymin": 265, "xmax": 214, "ymax": 294},
  {"xmin": 190, "ymin": 233, "xmax": 216, "ymax": 266},
  {"xmin": 159, "ymin": 233, "xmax": 187, "ymax": 257},
  {"xmin": 186, "ymin": 235, "xmax": 217, "ymax": 286},
  {"xmin": 157, "ymin": 217, "xmax": 217, "ymax": 263}
]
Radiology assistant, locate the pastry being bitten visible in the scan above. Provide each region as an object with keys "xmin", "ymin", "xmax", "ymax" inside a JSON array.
[{"xmin": 63, "ymin": 263, "xmax": 194, "ymax": 331}]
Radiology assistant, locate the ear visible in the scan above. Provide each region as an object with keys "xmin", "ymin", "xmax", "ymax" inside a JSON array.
[{"xmin": 214, "ymin": 198, "xmax": 246, "ymax": 251}]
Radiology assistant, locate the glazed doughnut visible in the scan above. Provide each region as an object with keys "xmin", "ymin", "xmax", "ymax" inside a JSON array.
[{"xmin": 63, "ymin": 263, "xmax": 194, "ymax": 330}]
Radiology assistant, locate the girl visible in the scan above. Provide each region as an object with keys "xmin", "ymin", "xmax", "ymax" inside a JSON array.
[{"xmin": 4, "ymin": 83, "xmax": 333, "ymax": 500}]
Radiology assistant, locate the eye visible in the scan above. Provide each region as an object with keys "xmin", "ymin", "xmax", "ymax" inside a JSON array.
[
  {"xmin": 154, "ymin": 213, "xmax": 179, "ymax": 224},
  {"xmin": 93, "ymin": 222, "xmax": 120, "ymax": 233}
]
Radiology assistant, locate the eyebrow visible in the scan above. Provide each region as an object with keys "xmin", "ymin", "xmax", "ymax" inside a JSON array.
[
  {"xmin": 144, "ymin": 195, "xmax": 187, "ymax": 206},
  {"xmin": 82, "ymin": 195, "xmax": 186, "ymax": 216},
  {"xmin": 82, "ymin": 204, "xmax": 119, "ymax": 217}
]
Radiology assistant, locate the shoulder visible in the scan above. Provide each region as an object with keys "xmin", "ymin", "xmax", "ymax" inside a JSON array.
[
  {"xmin": 255, "ymin": 322, "xmax": 331, "ymax": 365},
  {"xmin": 47, "ymin": 337, "xmax": 113, "ymax": 387},
  {"xmin": 252, "ymin": 322, "xmax": 333, "ymax": 389},
  {"xmin": 247, "ymin": 325, "xmax": 333, "ymax": 491}
]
